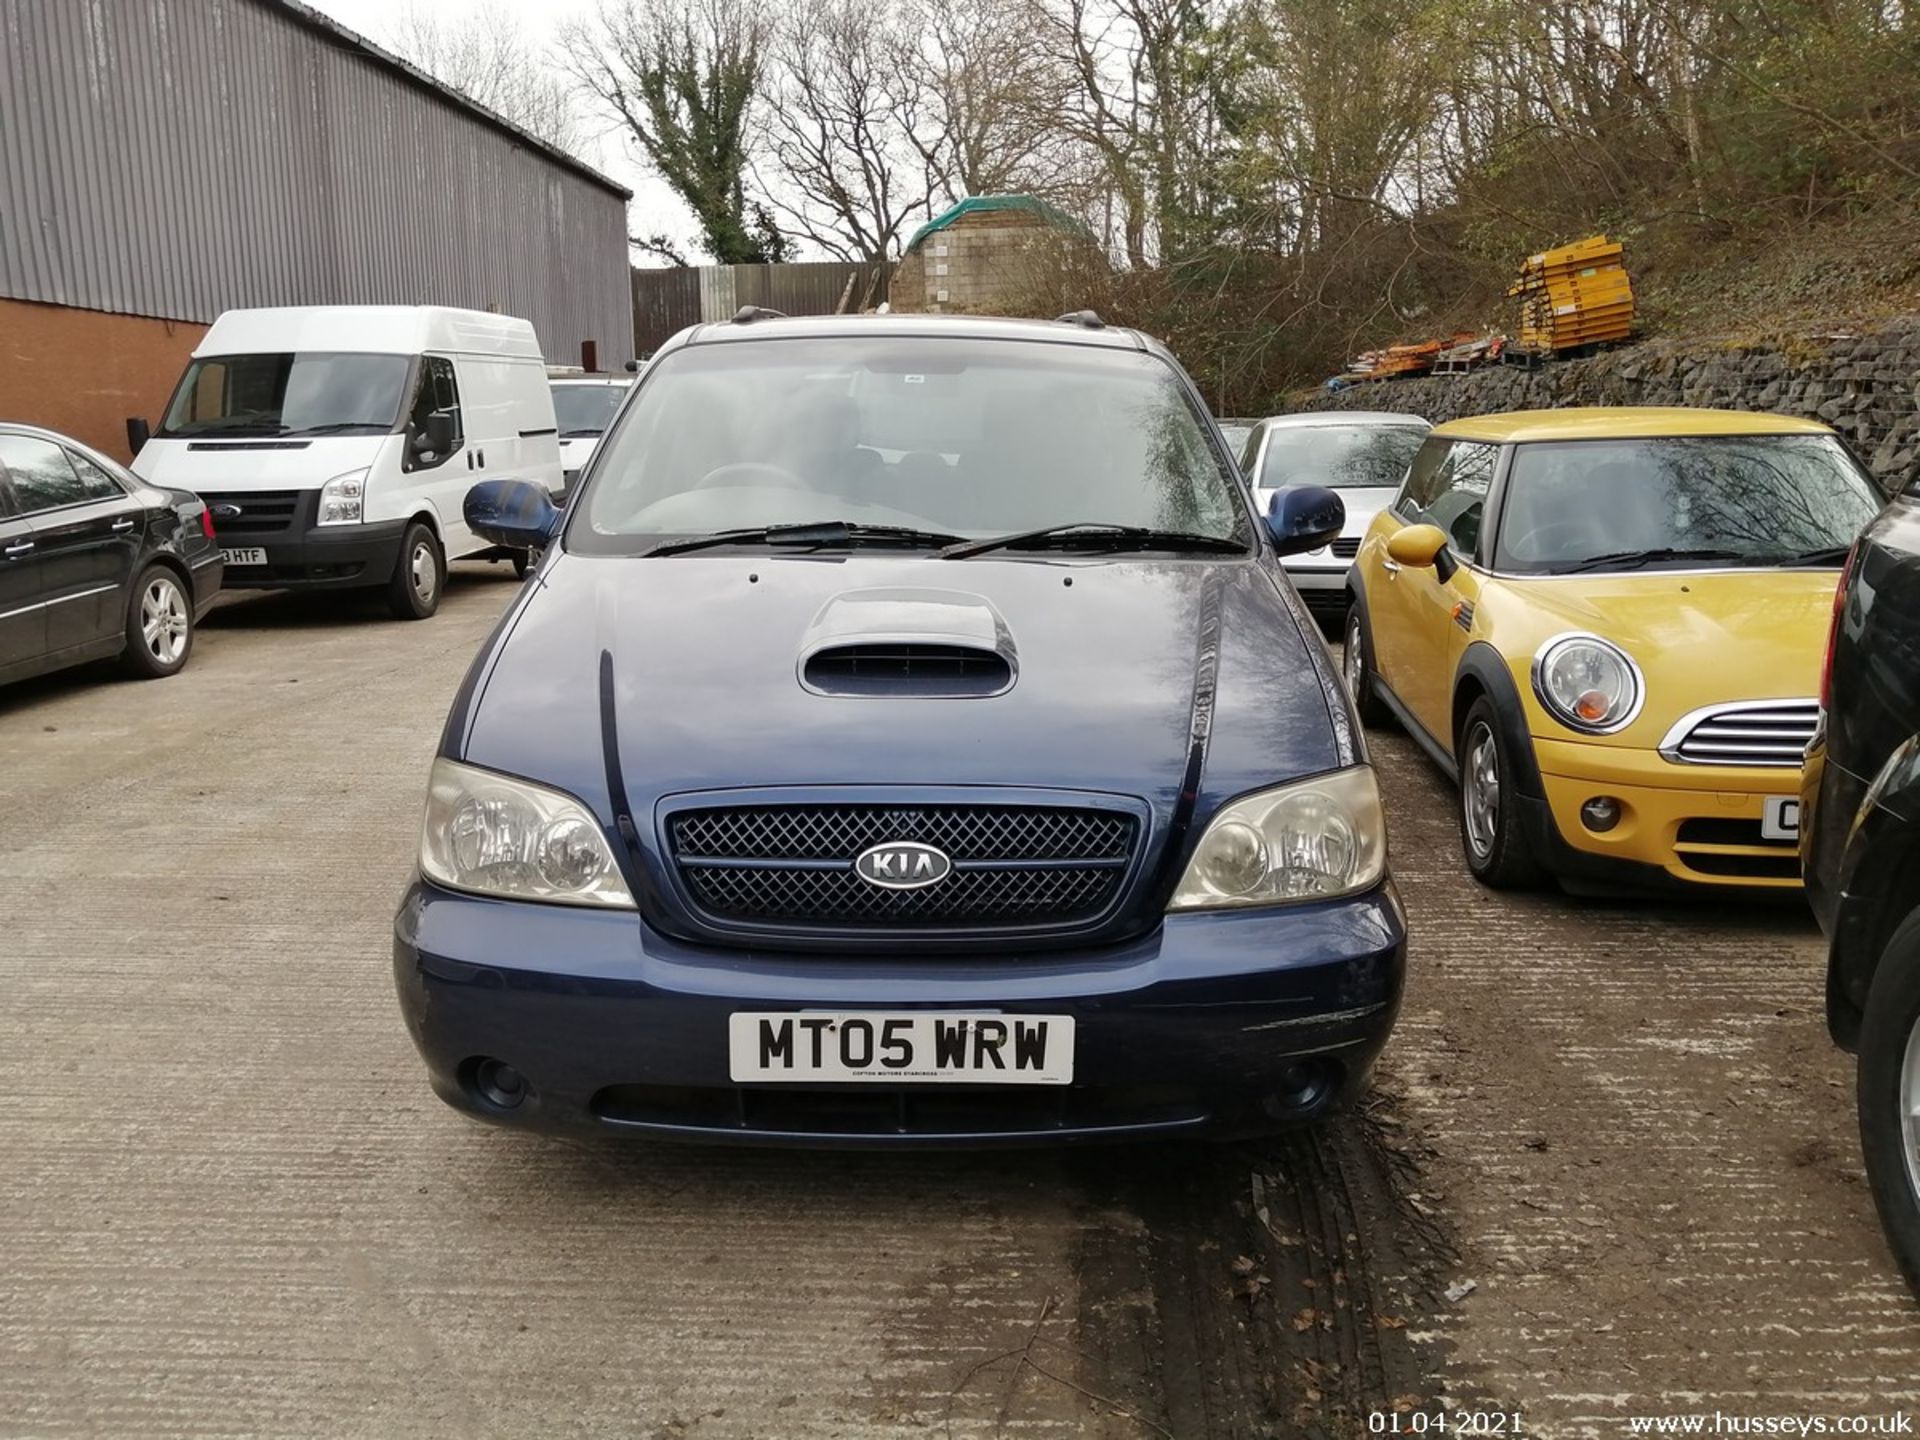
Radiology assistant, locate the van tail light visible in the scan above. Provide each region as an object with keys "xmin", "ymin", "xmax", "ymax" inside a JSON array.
[
  {"xmin": 199, "ymin": 507, "xmax": 216, "ymax": 541},
  {"xmin": 1820, "ymin": 542, "xmax": 1860, "ymax": 711}
]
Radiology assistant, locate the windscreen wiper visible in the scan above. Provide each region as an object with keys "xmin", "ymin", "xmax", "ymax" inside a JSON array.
[
  {"xmin": 1774, "ymin": 543, "xmax": 1854, "ymax": 566},
  {"xmin": 284, "ymin": 421, "xmax": 390, "ymax": 436},
  {"xmin": 940, "ymin": 522, "xmax": 1247, "ymax": 559},
  {"xmin": 1556, "ymin": 546, "xmax": 1748, "ymax": 574},
  {"xmin": 644, "ymin": 521, "xmax": 968, "ymax": 557}
]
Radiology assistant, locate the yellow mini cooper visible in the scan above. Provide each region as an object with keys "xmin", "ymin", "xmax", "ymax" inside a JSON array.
[{"xmin": 1344, "ymin": 407, "xmax": 1884, "ymax": 893}]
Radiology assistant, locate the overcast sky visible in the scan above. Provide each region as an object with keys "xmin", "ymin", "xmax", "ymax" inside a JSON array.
[{"xmin": 303, "ymin": 0, "xmax": 699, "ymax": 260}]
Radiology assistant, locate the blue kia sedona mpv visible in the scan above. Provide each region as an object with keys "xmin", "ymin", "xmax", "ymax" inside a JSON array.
[{"xmin": 392, "ymin": 311, "xmax": 1406, "ymax": 1146}]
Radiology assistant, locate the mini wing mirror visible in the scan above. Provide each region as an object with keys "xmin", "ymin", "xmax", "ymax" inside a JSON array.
[
  {"xmin": 465, "ymin": 479, "xmax": 561, "ymax": 551},
  {"xmin": 425, "ymin": 409, "xmax": 457, "ymax": 455},
  {"xmin": 1265, "ymin": 484, "xmax": 1345, "ymax": 557},
  {"xmin": 125, "ymin": 417, "xmax": 151, "ymax": 457},
  {"xmin": 1386, "ymin": 524, "xmax": 1449, "ymax": 568}
]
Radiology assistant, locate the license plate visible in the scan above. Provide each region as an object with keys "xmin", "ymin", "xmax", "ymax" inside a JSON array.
[
  {"xmin": 729, "ymin": 1011, "xmax": 1074, "ymax": 1085},
  {"xmin": 220, "ymin": 547, "xmax": 267, "ymax": 566},
  {"xmin": 1761, "ymin": 795, "xmax": 1801, "ymax": 841}
]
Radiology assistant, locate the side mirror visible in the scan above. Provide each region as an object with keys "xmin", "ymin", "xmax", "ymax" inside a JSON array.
[
  {"xmin": 624, "ymin": 359, "xmax": 641, "ymax": 373},
  {"xmin": 425, "ymin": 409, "xmax": 457, "ymax": 455},
  {"xmin": 1386, "ymin": 523, "xmax": 1449, "ymax": 568},
  {"xmin": 126, "ymin": 417, "xmax": 151, "ymax": 457},
  {"xmin": 466, "ymin": 479, "xmax": 561, "ymax": 551},
  {"xmin": 1265, "ymin": 485, "xmax": 1345, "ymax": 557}
]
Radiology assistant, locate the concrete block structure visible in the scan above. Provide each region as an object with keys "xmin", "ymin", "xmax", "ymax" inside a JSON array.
[{"xmin": 891, "ymin": 197, "xmax": 1106, "ymax": 317}]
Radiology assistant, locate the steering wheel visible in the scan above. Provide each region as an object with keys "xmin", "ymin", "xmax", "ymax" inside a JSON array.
[
  {"xmin": 1509, "ymin": 517, "xmax": 1607, "ymax": 560},
  {"xmin": 694, "ymin": 462, "xmax": 807, "ymax": 491}
]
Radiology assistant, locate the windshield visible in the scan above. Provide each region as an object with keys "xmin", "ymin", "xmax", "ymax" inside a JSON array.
[
  {"xmin": 160, "ymin": 352, "xmax": 409, "ymax": 437},
  {"xmin": 552, "ymin": 384, "xmax": 628, "ymax": 437},
  {"xmin": 1495, "ymin": 435, "xmax": 1884, "ymax": 573},
  {"xmin": 572, "ymin": 337, "xmax": 1250, "ymax": 553},
  {"xmin": 1257, "ymin": 424, "xmax": 1428, "ymax": 492}
]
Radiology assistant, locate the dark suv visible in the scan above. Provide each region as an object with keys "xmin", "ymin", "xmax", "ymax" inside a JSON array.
[
  {"xmin": 1802, "ymin": 473, "xmax": 1920, "ymax": 1296},
  {"xmin": 391, "ymin": 312, "xmax": 1406, "ymax": 1146}
]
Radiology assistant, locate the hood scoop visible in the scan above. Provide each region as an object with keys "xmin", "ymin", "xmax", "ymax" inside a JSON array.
[{"xmin": 798, "ymin": 588, "xmax": 1016, "ymax": 698}]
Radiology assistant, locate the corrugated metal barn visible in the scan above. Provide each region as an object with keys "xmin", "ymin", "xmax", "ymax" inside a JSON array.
[{"xmin": 0, "ymin": 0, "xmax": 633, "ymax": 458}]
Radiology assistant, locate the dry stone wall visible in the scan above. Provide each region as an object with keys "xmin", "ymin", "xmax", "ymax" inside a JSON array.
[{"xmin": 1289, "ymin": 319, "xmax": 1920, "ymax": 489}]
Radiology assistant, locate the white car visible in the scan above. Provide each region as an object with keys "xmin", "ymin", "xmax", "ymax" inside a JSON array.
[
  {"xmin": 1236, "ymin": 411, "xmax": 1432, "ymax": 622},
  {"xmin": 132, "ymin": 305, "xmax": 563, "ymax": 619},
  {"xmin": 551, "ymin": 375, "xmax": 635, "ymax": 501}
]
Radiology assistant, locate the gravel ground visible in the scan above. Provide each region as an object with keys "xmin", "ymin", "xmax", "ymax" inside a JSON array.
[{"xmin": 1, "ymin": 571, "xmax": 1913, "ymax": 1438}]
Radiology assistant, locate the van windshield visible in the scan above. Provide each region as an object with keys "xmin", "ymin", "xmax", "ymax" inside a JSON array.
[
  {"xmin": 160, "ymin": 352, "xmax": 410, "ymax": 438},
  {"xmin": 552, "ymin": 384, "xmax": 628, "ymax": 437},
  {"xmin": 572, "ymin": 336, "xmax": 1248, "ymax": 553}
]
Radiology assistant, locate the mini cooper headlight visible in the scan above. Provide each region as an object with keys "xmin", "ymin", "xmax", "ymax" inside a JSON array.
[
  {"xmin": 419, "ymin": 758, "xmax": 634, "ymax": 907},
  {"xmin": 1167, "ymin": 766, "xmax": 1387, "ymax": 910},
  {"xmin": 1533, "ymin": 633, "xmax": 1644, "ymax": 734}
]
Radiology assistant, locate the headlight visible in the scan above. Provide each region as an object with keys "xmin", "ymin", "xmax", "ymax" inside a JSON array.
[
  {"xmin": 419, "ymin": 758, "xmax": 635, "ymax": 907},
  {"xmin": 1532, "ymin": 633, "xmax": 1644, "ymax": 734},
  {"xmin": 317, "ymin": 468, "xmax": 368, "ymax": 526},
  {"xmin": 1167, "ymin": 766, "xmax": 1387, "ymax": 910}
]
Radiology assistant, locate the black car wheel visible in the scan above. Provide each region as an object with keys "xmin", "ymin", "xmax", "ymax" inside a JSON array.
[
  {"xmin": 1858, "ymin": 910, "xmax": 1920, "ymax": 1299},
  {"xmin": 1342, "ymin": 605, "xmax": 1391, "ymax": 727},
  {"xmin": 388, "ymin": 521, "xmax": 444, "ymax": 621},
  {"xmin": 121, "ymin": 565, "xmax": 193, "ymax": 679},
  {"xmin": 1456, "ymin": 696, "xmax": 1545, "ymax": 890}
]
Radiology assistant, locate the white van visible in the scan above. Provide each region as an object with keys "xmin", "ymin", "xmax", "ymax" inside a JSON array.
[{"xmin": 131, "ymin": 306, "xmax": 563, "ymax": 618}]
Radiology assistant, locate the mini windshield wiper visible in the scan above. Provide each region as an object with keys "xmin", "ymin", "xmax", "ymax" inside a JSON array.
[
  {"xmin": 1555, "ymin": 546, "xmax": 1748, "ymax": 574},
  {"xmin": 643, "ymin": 521, "xmax": 968, "ymax": 557},
  {"xmin": 1774, "ymin": 544, "xmax": 1854, "ymax": 566},
  {"xmin": 939, "ymin": 522, "xmax": 1247, "ymax": 559},
  {"xmin": 560, "ymin": 427, "xmax": 606, "ymax": 439}
]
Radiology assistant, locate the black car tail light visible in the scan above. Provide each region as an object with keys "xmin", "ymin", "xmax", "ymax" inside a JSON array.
[
  {"xmin": 1820, "ymin": 542, "xmax": 1859, "ymax": 711},
  {"xmin": 199, "ymin": 507, "xmax": 216, "ymax": 541}
]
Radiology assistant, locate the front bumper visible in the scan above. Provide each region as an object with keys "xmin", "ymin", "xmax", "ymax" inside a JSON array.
[
  {"xmin": 392, "ymin": 880, "xmax": 1407, "ymax": 1147},
  {"xmin": 1284, "ymin": 558, "xmax": 1353, "ymax": 614},
  {"xmin": 1533, "ymin": 737, "xmax": 1802, "ymax": 889},
  {"xmin": 219, "ymin": 518, "xmax": 408, "ymax": 592}
]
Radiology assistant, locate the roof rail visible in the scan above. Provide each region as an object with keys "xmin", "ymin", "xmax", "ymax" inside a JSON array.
[
  {"xmin": 1055, "ymin": 309, "xmax": 1106, "ymax": 330},
  {"xmin": 732, "ymin": 306, "xmax": 789, "ymax": 324}
]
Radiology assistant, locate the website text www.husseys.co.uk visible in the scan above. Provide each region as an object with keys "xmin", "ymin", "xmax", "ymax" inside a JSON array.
[{"xmin": 1627, "ymin": 1415, "xmax": 1914, "ymax": 1436}]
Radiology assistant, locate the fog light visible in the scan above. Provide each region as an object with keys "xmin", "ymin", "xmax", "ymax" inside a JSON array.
[
  {"xmin": 474, "ymin": 1058, "xmax": 529, "ymax": 1110},
  {"xmin": 1263, "ymin": 1060, "xmax": 1336, "ymax": 1117},
  {"xmin": 1580, "ymin": 796, "xmax": 1622, "ymax": 832}
]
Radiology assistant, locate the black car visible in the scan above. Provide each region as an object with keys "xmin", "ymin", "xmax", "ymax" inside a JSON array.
[
  {"xmin": 0, "ymin": 423, "xmax": 223, "ymax": 689},
  {"xmin": 1802, "ymin": 471, "xmax": 1920, "ymax": 1298}
]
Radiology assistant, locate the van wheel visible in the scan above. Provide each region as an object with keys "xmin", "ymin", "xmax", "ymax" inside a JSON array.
[
  {"xmin": 1342, "ymin": 605, "xmax": 1391, "ymax": 727},
  {"xmin": 121, "ymin": 566, "xmax": 193, "ymax": 678},
  {"xmin": 1857, "ymin": 910, "xmax": 1920, "ymax": 1300},
  {"xmin": 388, "ymin": 522, "xmax": 443, "ymax": 620},
  {"xmin": 1457, "ymin": 697, "xmax": 1546, "ymax": 890}
]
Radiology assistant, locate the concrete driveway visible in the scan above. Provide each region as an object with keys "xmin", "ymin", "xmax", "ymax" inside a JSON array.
[{"xmin": 1, "ymin": 569, "xmax": 1914, "ymax": 1438}]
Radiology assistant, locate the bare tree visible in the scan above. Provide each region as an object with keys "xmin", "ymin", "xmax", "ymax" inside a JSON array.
[
  {"xmin": 384, "ymin": 1, "xmax": 580, "ymax": 153},
  {"xmin": 902, "ymin": 0, "xmax": 1080, "ymax": 202},
  {"xmin": 562, "ymin": 0, "xmax": 790, "ymax": 264}
]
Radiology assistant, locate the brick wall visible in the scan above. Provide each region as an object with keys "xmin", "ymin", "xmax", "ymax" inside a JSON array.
[{"xmin": 2, "ymin": 299, "xmax": 204, "ymax": 461}]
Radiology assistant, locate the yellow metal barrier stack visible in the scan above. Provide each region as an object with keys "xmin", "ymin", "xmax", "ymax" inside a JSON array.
[{"xmin": 1508, "ymin": 235, "xmax": 1635, "ymax": 351}]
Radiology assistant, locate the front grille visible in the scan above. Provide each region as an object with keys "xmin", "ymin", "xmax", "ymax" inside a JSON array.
[
  {"xmin": 198, "ymin": 489, "xmax": 305, "ymax": 537},
  {"xmin": 1675, "ymin": 850, "xmax": 1801, "ymax": 881},
  {"xmin": 1675, "ymin": 818, "xmax": 1793, "ymax": 849},
  {"xmin": 591, "ymin": 1082, "xmax": 1208, "ymax": 1138},
  {"xmin": 1662, "ymin": 700, "xmax": 1818, "ymax": 767},
  {"xmin": 669, "ymin": 803, "xmax": 1138, "ymax": 932},
  {"xmin": 1331, "ymin": 537, "xmax": 1361, "ymax": 558}
]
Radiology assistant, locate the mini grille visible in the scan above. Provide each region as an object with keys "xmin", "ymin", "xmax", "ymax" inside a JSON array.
[
  {"xmin": 1665, "ymin": 701, "xmax": 1819, "ymax": 768},
  {"xmin": 197, "ymin": 489, "xmax": 304, "ymax": 537},
  {"xmin": 669, "ymin": 804, "xmax": 1138, "ymax": 931}
]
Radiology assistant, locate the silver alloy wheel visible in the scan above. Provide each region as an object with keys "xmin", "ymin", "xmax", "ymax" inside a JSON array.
[
  {"xmin": 1903, "ymin": 1009, "xmax": 1920, "ymax": 1206},
  {"xmin": 410, "ymin": 539, "xmax": 437, "ymax": 605},
  {"xmin": 1343, "ymin": 614, "xmax": 1365, "ymax": 698},
  {"xmin": 140, "ymin": 577, "xmax": 188, "ymax": 666},
  {"xmin": 1462, "ymin": 721, "xmax": 1500, "ymax": 860}
]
